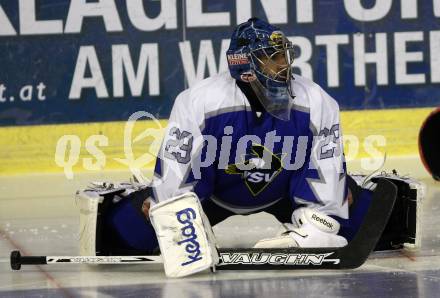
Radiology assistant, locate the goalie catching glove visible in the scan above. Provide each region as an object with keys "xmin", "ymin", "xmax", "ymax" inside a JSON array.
[{"xmin": 254, "ymin": 208, "xmax": 348, "ymax": 248}]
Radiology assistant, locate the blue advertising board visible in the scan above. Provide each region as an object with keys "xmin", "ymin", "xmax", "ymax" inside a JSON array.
[{"xmin": 0, "ymin": 0, "xmax": 439, "ymax": 126}]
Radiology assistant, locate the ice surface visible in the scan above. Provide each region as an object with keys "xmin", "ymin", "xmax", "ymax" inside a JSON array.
[{"xmin": 0, "ymin": 174, "xmax": 439, "ymax": 297}]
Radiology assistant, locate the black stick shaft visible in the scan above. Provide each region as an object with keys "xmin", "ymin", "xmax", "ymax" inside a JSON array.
[
  {"xmin": 20, "ymin": 256, "xmax": 47, "ymax": 265},
  {"xmin": 10, "ymin": 251, "xmax": 162, "ymax": 270}
]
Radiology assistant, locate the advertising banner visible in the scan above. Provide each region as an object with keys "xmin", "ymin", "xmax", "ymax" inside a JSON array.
[{"xmin": 0, "ymin": 0, "xmax": 439, "ymax": 126}]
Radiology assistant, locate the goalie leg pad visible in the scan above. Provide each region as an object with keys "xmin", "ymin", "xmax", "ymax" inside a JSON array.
[
  {"xmin": 347, "ymin": 173, "xmax": 424, "ymax": 250},
  {"xmin": 149, "ymin": 193, "xmax": 219, "ymax": 278},
  {"xmin": 76, "ymin": 189, "xmax": 102, "ymax": 256},
  {"xmin": 76, "ymin": 183, "xmax": 157, "ymax": 256},
  {"xmin": 372, "ymin": 175, "xmax": 424, "ymax": 250}
]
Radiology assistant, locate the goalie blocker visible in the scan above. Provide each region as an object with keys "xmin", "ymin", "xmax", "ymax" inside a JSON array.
[
  {"xmin": 149, "ymin": 193, "xmax": 219, "ymax": 277},
  {"xmin": 75, "ymin": 172, "xmax": 423, "ymax": 266}
]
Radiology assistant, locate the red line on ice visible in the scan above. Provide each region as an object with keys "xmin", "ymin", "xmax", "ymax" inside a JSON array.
[{"xmin": 0, "ymin": 226, "xmax": 74, "ymax": 298}]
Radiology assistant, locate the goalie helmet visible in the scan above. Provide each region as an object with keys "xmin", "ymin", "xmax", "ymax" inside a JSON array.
[
  {"xmin": 226, "ymin": 18, "xmax": 295, "ymax": 121},
  {"xmin": 419, "ymin": 107, "xmax": 440, "ymax": 181}
]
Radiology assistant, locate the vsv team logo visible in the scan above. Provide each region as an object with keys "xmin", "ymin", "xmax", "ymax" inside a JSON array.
[{"xmin": 225, "ymin": 144, "xmax": 285, "ymax": 196}]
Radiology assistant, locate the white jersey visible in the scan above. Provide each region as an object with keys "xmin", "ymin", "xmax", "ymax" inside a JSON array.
[{"xmin": 151, "ymin": 72, "xmax": 348, "ymax": 222}]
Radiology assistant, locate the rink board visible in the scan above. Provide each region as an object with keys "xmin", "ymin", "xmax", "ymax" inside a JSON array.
[{"xmin": 0, "ymin": 107, "xmax": 434, "ymax": 176}]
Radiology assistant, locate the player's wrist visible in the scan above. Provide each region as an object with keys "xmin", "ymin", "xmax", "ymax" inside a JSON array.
[{"xmin": 141, "ymin": 199, "xmax": 151, "ymax": 219}]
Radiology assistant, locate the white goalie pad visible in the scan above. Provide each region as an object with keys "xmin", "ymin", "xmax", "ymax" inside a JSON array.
[
  {"xmin": 75, "ymin": 181, "xmax": 151, "ymax": 256},
  {"xmin": 149, "ymin": 193, "xmax": 219, "ymax": 278},
  {"xmin": 75, "ymin": 189, "xmax": 103, "ymax": 256}
]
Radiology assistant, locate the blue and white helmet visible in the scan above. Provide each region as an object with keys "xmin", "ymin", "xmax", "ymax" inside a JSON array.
[{"xmin": 227, "ymin": 18, "xmax": 295, "ymax": 120}]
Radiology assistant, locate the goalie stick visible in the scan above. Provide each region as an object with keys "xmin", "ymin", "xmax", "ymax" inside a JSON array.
[
  {"xmin": 216, "ymin": 178, "xmax": 397, "ymax": 270},
  {"xmin": 10, "ymin": 179, "xmax": 396, "ymax": 271}
]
